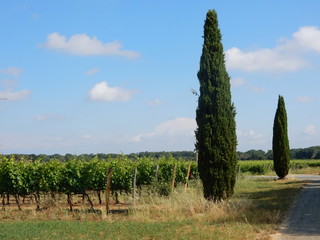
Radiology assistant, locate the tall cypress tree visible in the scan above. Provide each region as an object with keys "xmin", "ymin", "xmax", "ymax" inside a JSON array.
[
  {"xmin": 195, "ymin": 10, "xmax": 237, "ymax": 201},
  {"xmin": 273, "ymin": 95, "xmax": 290, "ymax": 179}
]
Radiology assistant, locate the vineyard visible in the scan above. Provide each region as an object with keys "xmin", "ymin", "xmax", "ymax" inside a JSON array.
[
  {"xmin": 239, "ymin": 159, "xmax": 320, "ymax": 174},
  {"xmin": 0, "ymin": 155, "xmax": 319, "ymax": 212},
  {"xmin": 0, "ymin": 155, "xmax": 198, "ymax": 211}
]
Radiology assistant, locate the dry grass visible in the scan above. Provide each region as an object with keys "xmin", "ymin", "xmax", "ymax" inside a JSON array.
[
  {"xmin": 289, "ymin": 166, "xmax": 320, "ymax": 175},
  {"xmin": 129, "ymin": 181, "xmax": 231, "ymax": 222},
  {"xmin": 0, "ymin": 181, "xmax": 235, "ymax": 222},
  {"xmin": 0, "ymin": 177, "xmax": 306, "ymax": 239}
]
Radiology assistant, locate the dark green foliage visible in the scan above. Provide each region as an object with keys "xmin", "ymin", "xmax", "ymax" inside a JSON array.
[
  {"xmin": 195, "ymin": 10, "xmax": 237, "ymax": 201},
  {"xmin": 6, "ymin": 146, "xmax": 320, "ymax": 162},
  {"xmin": 290, "ymin": 146, "xmax": 320, "ymax": 159},
  {"xmin": 0, "ymin": 155, "xmax": 200, "ymax": 203},
  {"xmin": 273, "ymin": 95, "xmax": 290, "ymax": 179},
  {"xmin": 238, "ymin": 149, "xmax": 267, "ymax": 160}
]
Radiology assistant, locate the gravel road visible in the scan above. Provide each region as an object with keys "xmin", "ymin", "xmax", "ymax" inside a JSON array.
[{"xmin": 271, "ymin": 174, "xmax": 320, "ymax": 240}]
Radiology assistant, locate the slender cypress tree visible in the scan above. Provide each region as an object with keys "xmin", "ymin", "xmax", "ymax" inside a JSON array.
[
  {"xmin": 273, "ymin": 95, "xmax": 290, "ymax": 179},
  {"xmin": 195, "ymin": 10, "xmax": 237, "ymax": 201}
]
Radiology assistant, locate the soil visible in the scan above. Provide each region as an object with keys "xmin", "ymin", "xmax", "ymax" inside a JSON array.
[{"xmin": 271, "ymin": 174, "xmax": 320, "ymax": 240}]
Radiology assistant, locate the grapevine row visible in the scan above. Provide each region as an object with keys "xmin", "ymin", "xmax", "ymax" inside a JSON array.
[
  {"xmin": 1, "ymin": 155, "xmax": 319, "ymax": 210},
  {"xmin": 0, "ymin": 155, "xmax": 198, "ymax": 210}
]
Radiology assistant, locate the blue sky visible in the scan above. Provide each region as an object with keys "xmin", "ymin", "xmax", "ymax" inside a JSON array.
[{"xmin": 1, "ymin": 0, "xmax": 320, "ymax": 154}]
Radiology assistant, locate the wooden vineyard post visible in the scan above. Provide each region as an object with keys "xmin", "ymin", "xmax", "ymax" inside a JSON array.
[
  {"xmin": 184, "ymin": 164, "xmax": 191, "ymax": 190},
  {"xmin": 155, "ymin": 165, "xmax": 159, "ymax": 182},
  {"xmin": 14, "ymin": 194, "xmax": 21, "ymax": 211},
  {"xmin": 132, "ymin": 167, "xmax": 137, "ymax": 204},
  {"xmin": 67, "ymin": 194, "xmax": 73, "ymax": 212},
  {"xmin": 105, "ymin": 168, "xmax": 112, "ymax": 215},
  {"xmin": 171, "ymin": 164, "xmax": 177, "ymax": 192},
  {"xmin": 237, "ymin": 164, "xmax": 241, "ymax": 180},
  {"xmin": 1, "ymin": 194, "xmax": 5, "ymax": 211}
]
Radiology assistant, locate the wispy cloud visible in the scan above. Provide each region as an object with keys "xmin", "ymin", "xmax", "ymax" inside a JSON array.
[
  {"xmin": 146, "ymin": 99, "xmax": 165, "ymax": 107},
  {"xmin": 88, "ymin": 81, "xmax": 137, "ymax": 102},
  {"xmin": 0, "ymin": 79, "xmax": 18, "ymax": 88},
  {"xmin": 226, "ymin": 26, "xmax": 320, "ymax": 73},
  {"xmin": 296, "ymin": 96, "xmax": 312, "ymax": 103},
  {"xmin": 304, "ymin": 124, "xmax": 317, "ymax": 135},
  {"xmin": 237, "ymin": 129, "xmax": 263, "ymax": 139},
  {"xmin": 41, "ymin": 33, "xmax": 140, "ymax": 58},
  {"xmin": 231, "ymin": 77, "xmax": 246, "ymax": 88},
  {"xmin": 237, "ymin": 129, "xmax": 267, "ymax": 150},
  {"xmin": 31, "ymin": 13, "xmax": 40, "ymax": 19},
  {"xmin": 33, "ymin": 113, "xmax": 65, "ymax": 121},
  {"xmin": 0, "ymin": 67, "xmax": 30, "ymax": 101},
  {"xmin": 132, "ymin": 118, "xmax": 196, "ymax": 143},
  {"xmin": 14, "ymin": 4, "xmax": 27, "ymax": 11},
  {"xmin": 81, "ymin": 134, "xmax": 92, "ymax": 139},
  {"xmin": 0, "ymin": 90, "xmax": 30, "ymax": 101},
  {"xmin": 250, "ymin": 86, "xmax": 265, "ymax": 94},
  {"xmin": 86, "ymin": 67, "xmax": 100, "ymax": 75},
  {"xmin": 0, "ymin": 67, "xmax": 23, "ymax": 77},
  {"xmin": 231, "ymin": 77, "xmax": 265, "ymax": 94}
]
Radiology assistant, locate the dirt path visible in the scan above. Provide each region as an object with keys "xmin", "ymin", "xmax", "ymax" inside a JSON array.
[{"xmin": 272, "ymin": 174, "xmax": 320, "ymax": 240}]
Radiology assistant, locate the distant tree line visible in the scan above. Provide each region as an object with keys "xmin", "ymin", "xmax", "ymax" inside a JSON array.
[
  {"xmin": 238, "ymin": 146, "xmax": 320, "ymax": 160},
  {"xmin": 3, "ymin": 147, "xmax": 320, "ymax": 162},
  {"xmin": 3, "ymin": 151, "xmax": 197, "ymax": 162}
]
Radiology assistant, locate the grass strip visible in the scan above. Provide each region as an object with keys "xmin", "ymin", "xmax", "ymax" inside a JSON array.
[{"xmin": 0, "ymin": 177, "xmax": 306, "ymax": 240}]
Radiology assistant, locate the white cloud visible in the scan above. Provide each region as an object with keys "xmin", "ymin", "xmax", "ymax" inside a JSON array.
[
  {"xmin": 132, "ymin": 118, "xmax": 196, "ymax": 142},
  {"xmin": 81, "ymin": 134, "xmax": 92, "ymax": 139},
  {"xmin": 0, "ymin": 68, "xmax": 30, "ymax": 101},
  {"xmin": 293, "ymin": 26, "xmax": 320, "ymax": 53},
  {"xmin": 237, "ymin": 129, "xmax": 263, "ymax": 139},
  {"xmin": 146, "ymin": 99, "xmax": 165, "ymax": 106},
  {"xmin": 154, "ymin": 118, "xmax": 196, "ymax": 136},
  {"xmin": 231, "ymin": 77, "xmax": 264, "ymax": 94},
  {"xmin": 296, "ymin": 96, "xmax": 312, "ymax": 103},
  {"xmin": 236, "ymin": 129, "xmax": 268, "ymax": 151},
  {"xmin": 33, "ymin": 113, "xmax": 64, "ymax": 121},
  {"xmin": 86, "ymin": 67, "xmax": 100, "ymax": 75},
  {"xmin": 225, "ymin": 47, "xmax": 308, "ymax": 72},
  {"xmin": 0, "ymin": 90, "xmax": 30, "ymax": 101},
  {"xmin": 88, "ymin": 81, "xmax": 137, "ymax": 102},
  {"xmin": 304, "ymin": 124, "xmax": 317, "ymax": 135},
  {"xmin": 41, "ymin": 33, "xmax": 139, "ymax": 58},
  {"xmin": 225, "ymin": 26, "xmax": 320, "ymax": 73},
  {"xmin": 0, "ymin": 79, "xmax": 18, "ymax": 88},
  {"xmin": 0, "ymin": 67, "xmax": 23, "ymax": 77},
  {"xmin": 250, "ymin": 86, "xmax": 265, "ymax": 94},
  {"xmin": 33, "ymin": 115, "xmax": 49, "ymax": 121},
  {"xmin": 31, "ymin": 13, "xmax": 40, "ymax": 19},
  {"xmin": 231, "ymin": 77, "xmax": 246, "ymax": 88}
]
